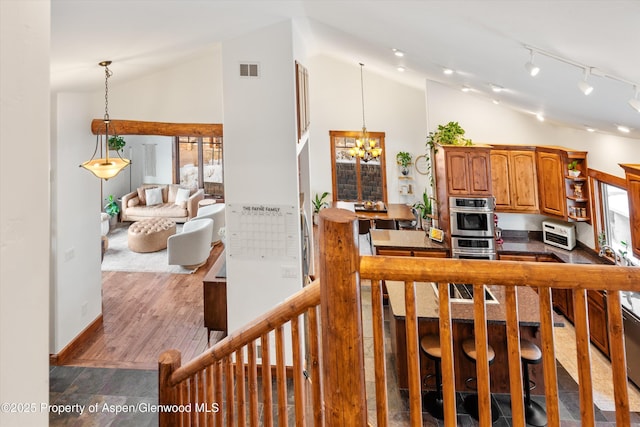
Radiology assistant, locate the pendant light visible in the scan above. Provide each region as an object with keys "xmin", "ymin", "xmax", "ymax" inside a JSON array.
[
  {"xmin": 348, "ymin": 62, "xmax": 381, "ymax": 163},
  {"xmin": 80, "ymin": 61, "xmax": 131, "ymax": 180}
]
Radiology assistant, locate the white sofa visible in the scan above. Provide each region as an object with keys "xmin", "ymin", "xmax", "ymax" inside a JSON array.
[
  {"xmin": 121, "ymin": 184, "xmax": 204, "ymax": 223},
  {"xmin": 167, "ymin": 218, "xmax": 213, "ymax": 269},
  {"xmin": 193, "ymin": 203, "xmax": 225, "ymax": 244}
]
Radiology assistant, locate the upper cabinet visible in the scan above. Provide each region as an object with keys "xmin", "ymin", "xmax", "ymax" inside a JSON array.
[
  {"xmin": 490, "ymin": 147, "xmax": 538, "ymax": 213},
  {"xmin": 536, "ymin": 147, "xmax": 590, "ymax": 223},
  {"xmin": 620, "ymin": 164, "xmax": 640, "ymax": 258},
  {"xmin": 437, "ymin": 145, "xmax": 492, "ymax": 196}
]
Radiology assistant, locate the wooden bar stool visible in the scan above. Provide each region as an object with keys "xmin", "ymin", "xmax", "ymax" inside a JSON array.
[
  {"xmin": 461, "ymin": 337, "xmax": 499, "ymax": 423},
  {"xmin": 521, "ymin": 339, "xmax": 547, "ymax": 426},
  {"xmin": 419, "ymin": 334, "xmax": 444, "ymax": 419}
]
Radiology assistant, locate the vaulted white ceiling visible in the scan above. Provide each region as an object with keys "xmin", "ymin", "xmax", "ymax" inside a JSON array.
[{"xmin": 51, "ymin": 0, "xmax": 640, "ymax": 138}]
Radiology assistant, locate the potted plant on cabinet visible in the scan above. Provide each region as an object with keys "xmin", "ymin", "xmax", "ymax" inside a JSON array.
[
  {"xmin": 104, "ymin": 194, "xmax": 120, "ymax": 227},
  {"xmin": 396, "ymin": 151, "xmax": 412, "ymax": 176},
  {"xmin": 312, "ymin": 192, "xmax": 330, "ymax": 225},
  {"xmin": 568, "ymin": 160, "xmax": 581, "ymax": 177},
  {"xmin": 426, "ymin": 121, "xmax": 473, "ymax": 150},
  {"xmin": 413, "ymin": 190, "xmax": 435, "ymax": 231}
]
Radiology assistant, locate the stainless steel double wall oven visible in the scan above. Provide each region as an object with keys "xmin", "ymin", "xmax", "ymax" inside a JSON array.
[{"xmin": 449, "ymin": 196, "xmax": 496, "ymax": 260}]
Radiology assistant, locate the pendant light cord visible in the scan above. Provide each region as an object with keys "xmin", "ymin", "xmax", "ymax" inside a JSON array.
[{"xmin": 359, "ymin": 62, "xmax": 366, "ymax": 131}]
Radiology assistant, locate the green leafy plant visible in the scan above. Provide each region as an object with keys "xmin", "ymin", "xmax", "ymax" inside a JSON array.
[
  {"xmin": 413, "ymin": 190, "xmax": 433, "ymax": 220},
  {"xmin": 426, "ymin": 121, "xmax": 472, "ymax": 151},
  {"xmin": 396, "ymin": 151, "xmax": 412, "ymax": 168},
  {"xmin": 104, "ymin": 195, "xmax": 120, "ymax": 217},
  {"xmin": 108, "ymin": 135, "xmax": 126, "ymax": 152},
  {"xmin": 568, "ymin": 160, "xmax": 579, "ymax": 170},
  {"xmin": 312, "ymin": 192, "xmax": 330, "ymax": 214}
]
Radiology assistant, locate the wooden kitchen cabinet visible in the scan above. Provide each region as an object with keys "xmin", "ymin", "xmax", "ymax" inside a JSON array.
[
  {"xmin": 491, "ymin": 148, "xmax": 539, "ymax": 213},
  {"xmin": 620, "ymin": 164, "xmax": 640, "ymax": 258},
  {"xmin": 437, "ymin": 145, "xmax": 492, "ymax": 196},
  {"xmin": 536, "ymin": 147, "xmax": 590, "ymax": 223},
  {"xmin": 587, "ymin": 290, "xmax": 609, "ymax": 357},
  {"xmin": 537, "ymin": 149, "xmax": 566, "ymax": 217}
]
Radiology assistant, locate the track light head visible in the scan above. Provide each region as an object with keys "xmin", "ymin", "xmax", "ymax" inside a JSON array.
[
  {"xmin": 629, "ymin": 86, "xmax": 640, "ymax": 113},
  {"xmin": 578, "ymin": 68, "xmax": 594, "ymax": 95},
  {"xmin": 525, "ymin": 61, "xmax": 540, "ymax": 77},
  {"xmin": 525, "ymin": 50, "xmax": 540, "ymax": 76}
]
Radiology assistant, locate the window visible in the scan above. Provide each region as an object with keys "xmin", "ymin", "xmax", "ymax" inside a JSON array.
[
  {"xmin": 175, "ymin": 136, "xmax": 224, "ymax": 200},
  {"xmin": 591, "ymin": 172, "xmax": 637, "ymax": 266},
  {"xmin": 330, "ymin": 130, "xmax": 387, "ymax": 203}
]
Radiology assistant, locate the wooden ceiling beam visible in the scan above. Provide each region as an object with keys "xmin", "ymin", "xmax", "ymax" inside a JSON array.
[{"xmin": 91, "ymin": 119, "xmax": 223, "ymax": 137}]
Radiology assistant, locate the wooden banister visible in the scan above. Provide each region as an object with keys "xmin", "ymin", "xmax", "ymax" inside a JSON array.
[
  {"xmin": 166, "ymin": 279, "xmax": 320, "ymax": 386},
  {"xmin": 318, "ymin": 208, "xmax": 368, "ymax": 426}
]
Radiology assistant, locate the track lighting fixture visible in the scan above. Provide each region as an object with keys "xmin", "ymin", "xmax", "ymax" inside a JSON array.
[
  {"xmin": 490, "ymin": 84, "xmax": 504, "ymax": 93},
  {"xmin": 461, "ymin": 85, "xmax": 471, "ymax": 92},
  {"xmin": 617, "ymin": 125, "xmax": 630, "ymax": 133},
  {"xmin": 629, "ymin": 86, "xmax": 640, "ymax": 113},
  {"xmin": 525, "ymin": 50, "xmax": 540, "ymax": 77},
  {"xmin": 578, "ymin": 68, "xmax": 593, "ymax": 95},
  {"xmin": 443, "ymin": 68, "xmax": 454, "ymax": 75}
]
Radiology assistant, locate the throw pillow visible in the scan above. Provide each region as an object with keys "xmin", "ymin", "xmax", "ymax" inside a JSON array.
[
  {"xmin": 145, "ymin": 187, "xmax": 163, "ymax": 206},
  {"xmin": 175, "ymin": 188, "xmax": 191, "ymax": 208},
  {"xmin": 137, "ymin": 186, "xmax": 154, "ymax": 205}
]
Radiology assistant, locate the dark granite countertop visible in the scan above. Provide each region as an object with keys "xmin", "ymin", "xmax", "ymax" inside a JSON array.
[{"xmin": 498, "ymin": 231, "xmax": 606, "ymax": 265}]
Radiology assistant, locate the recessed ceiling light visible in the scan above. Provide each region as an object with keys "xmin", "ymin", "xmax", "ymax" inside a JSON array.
[
  {"xmin": 490, "ymin": 84, "xmax": 504, "ymax": 93},
  {"xmin": 536, "ymin": 113, "xmax": 545, "ymax": 122},
  {"xmin": 585, "ymin": 127, "xmax": 596, "ymax": 132},
  {"xmin": 396, "ymin": 66, "xmax": 406, "ymax": 72},
  {"xmin": 492, "ymin": 99, "xmax": 500, "ymax": 105},
  {"xmin": 617, "ymin": 125, "xmax": 631, "ymax": 133},
  {"xmin": 461, "ymin": 85, "xmax": 471, "ymax": 92},
  {"xmin": 443, "ymin": 68, "xmax": 454, "ymax": 75},
  {"xmin": 392, "ymin": 48, "xmax": 404, "ymax": 57}
]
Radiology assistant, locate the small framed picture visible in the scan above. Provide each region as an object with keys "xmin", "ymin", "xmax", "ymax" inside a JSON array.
[{"xmin": 429, "ymin": 227, "xmax": 444, "ymax": 242}]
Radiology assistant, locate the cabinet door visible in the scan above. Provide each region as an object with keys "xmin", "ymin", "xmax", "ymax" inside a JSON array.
[
  {"xmin": 510, "ymin": 151, "xmax": 539, "ymax": 212},
  {"xmin": 537, "ymin": 151, "xmax": 566, "ymax": 217},
  {"xmin": 587, "ymin": 290, "xmax": 609, "ymax": 357},
  {"xmin": 446, "ymin": 151, "xmax": 472, "ymax": 195},
  {"xmin": 468, "ymin": 151, "xmax": 492, "ymax": 195},
  {"xmin": 491, "ymin": 150, "xmax": 511, "ymax": 209},
  {"xmin": 412, "ymin": 250, "xmax": 448, "ymax": 258},
  {"xmin": 626, "ymin": 172, "xmax": 640, "ymax": 258}
]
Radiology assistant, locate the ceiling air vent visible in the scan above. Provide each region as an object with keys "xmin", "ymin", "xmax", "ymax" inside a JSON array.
[{"xmin": 239, "ymin": 62, "xmax": 259, "ymax": 78}]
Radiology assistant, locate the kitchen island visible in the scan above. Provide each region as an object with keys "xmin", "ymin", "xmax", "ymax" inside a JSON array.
[{"xmin": 386, "ymin": 280, "xmax": 550, "ymax": 394}]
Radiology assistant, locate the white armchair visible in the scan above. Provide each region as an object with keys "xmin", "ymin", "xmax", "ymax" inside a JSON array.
[
  {"xmin": 167, "ymin": 218, "xmax": 213, "ymax": 269},
  {"xmin": 194, "ymin": 203, "xmax": 225, "ymax": 245}
]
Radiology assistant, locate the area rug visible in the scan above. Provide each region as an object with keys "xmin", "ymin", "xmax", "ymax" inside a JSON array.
[
  {"xmin": 101, "ymin": 223, "xmax": 198, "ymax": 274},
  {"xmin": 554, "ymin": 319, "xmax": 640, "ymax": 411}
]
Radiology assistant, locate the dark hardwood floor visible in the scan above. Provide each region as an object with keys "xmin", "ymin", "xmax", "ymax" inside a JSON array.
[{"xmin": 59, "ymin": 244, "xmax": 225, "ymax": 370}]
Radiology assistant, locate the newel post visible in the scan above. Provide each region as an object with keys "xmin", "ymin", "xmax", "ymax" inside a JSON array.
[
  {"xmin": 158, "ymin": 349, "xmax": 182, "ymax": 427},
  {"xmin": 318, "ymin": 208, "xmax": 368, "ymax": 425}
]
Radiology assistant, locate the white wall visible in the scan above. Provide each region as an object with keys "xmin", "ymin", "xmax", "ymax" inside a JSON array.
[
  {"xmin": 308, "ymin": 55, "xmax": 429, "ymax": 206},
  {"xmin": 222, "ymin": 21, "xmax": 304, "ymax": 356},
  {"xmin": 52, "ymin": 93, "xmax": 103, "ymax": 353},
  {"xmin": 0, "ymin": 1, "xmax": 50, "ymax": 425}
]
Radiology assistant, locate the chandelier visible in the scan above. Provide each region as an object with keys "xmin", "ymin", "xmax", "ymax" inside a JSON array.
[
  {"xmin": 349, "ymin": 63, "xmax": 381, "ymax": 163},
  {"xmin": 80, "ymin": 60, "xmax": 131, "ymax": 180}
]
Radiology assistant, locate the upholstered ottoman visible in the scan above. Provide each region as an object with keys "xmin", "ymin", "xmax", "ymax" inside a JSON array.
[{"xmin": 127, "ymin": 218, "xmax": 176, "ymax": 253}]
